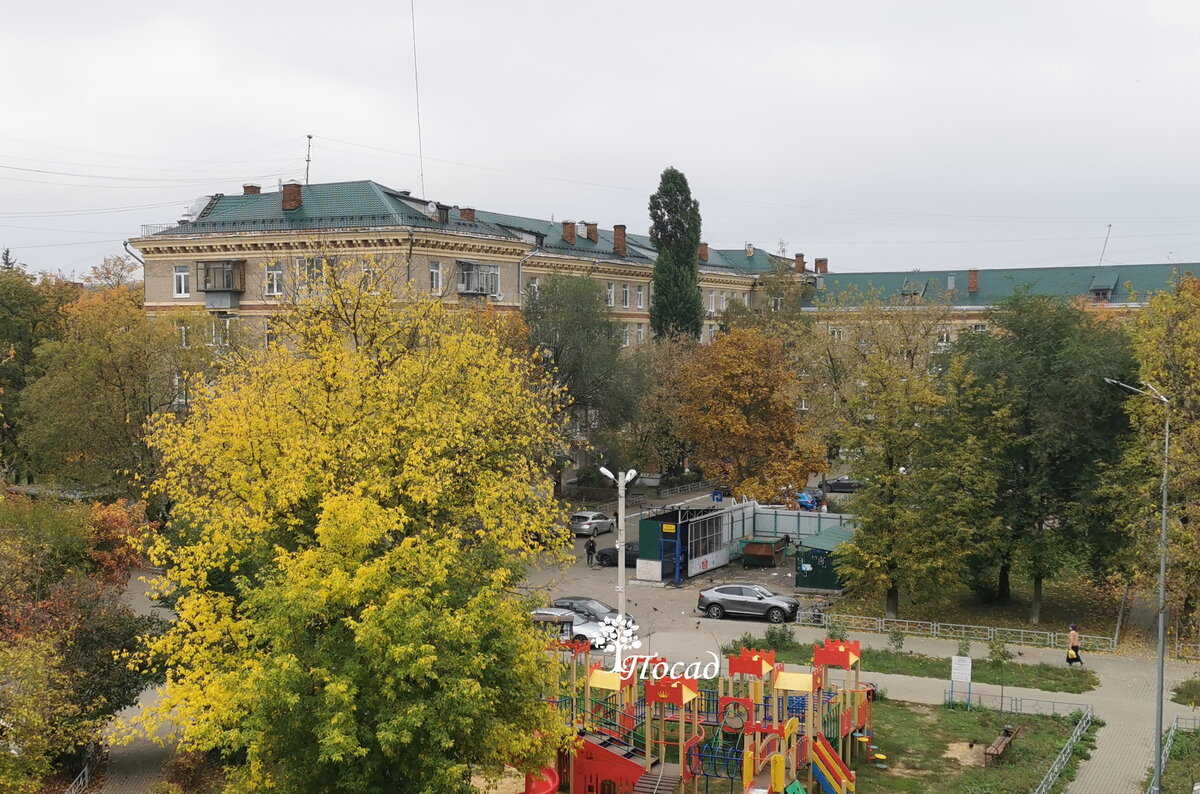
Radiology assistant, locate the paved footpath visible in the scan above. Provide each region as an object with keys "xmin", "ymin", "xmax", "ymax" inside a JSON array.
[{"xmin": 99, "ymin": 570, "xmax": 176, "ymax": 794}]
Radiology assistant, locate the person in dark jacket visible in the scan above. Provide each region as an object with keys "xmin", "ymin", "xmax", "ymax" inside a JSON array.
[{"xmin": 585, "ymin": 533, "xmax": 597, "ymax": 567}]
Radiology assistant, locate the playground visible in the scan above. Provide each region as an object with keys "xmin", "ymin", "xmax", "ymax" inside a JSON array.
[{"xmin": 520, "ymin": 637, "xmax": 878, "ymax": 794}]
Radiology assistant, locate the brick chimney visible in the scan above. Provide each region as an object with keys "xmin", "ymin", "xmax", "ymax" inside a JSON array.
[
  {"xmin": 745, "ymin": 242, "xmax": 755, "ymax": 257},
  {"xmin": 585, "ymin": 222, "xmax": 598, "ymax": 243},
  {"xmin": 562, "ymin": 220, "xmax": 576, "ymax": 245},
  {"xmin": 243, "ymin": 183, "xmax": 261, "ymax": 195},
  {"xmin": 460, "ymin": 207, "xmax": 476, "ymax": 222},
  {"xmin": 282, "ymin": 180, "xmax": 302, "ymax": 211},
  {"xmin": 613, "ymin": 224, "xmax": 627, "ymax": 258},
  {"xmin": 794, "ymin": 253, "xmax": 807, "ymax": 273},
  {"xmin": 698, "ymin": 243, "xmax": 709, "ymax": 262},
  {"xmin": 968, "ymin": 269, "xmax": 979, "ymax": 294},
  {"xmin": 815, "ymin": 257, "xmax": 828, "ymax": 274}
]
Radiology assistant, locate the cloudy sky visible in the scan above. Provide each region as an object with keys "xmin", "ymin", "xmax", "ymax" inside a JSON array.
[{"xmin": 4, "ymin": 1, "xmax": 1200, "ymax": 276}]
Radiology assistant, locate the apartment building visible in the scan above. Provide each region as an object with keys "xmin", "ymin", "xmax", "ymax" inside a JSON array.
[{"xmin": 133, "ymin": 179, "xmax": 818, "ymax": 343}]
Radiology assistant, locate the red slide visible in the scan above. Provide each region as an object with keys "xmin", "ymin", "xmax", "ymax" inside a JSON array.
[{"xmin": 523, "ymin": 766, "xmax": 560, "ymax": 794}]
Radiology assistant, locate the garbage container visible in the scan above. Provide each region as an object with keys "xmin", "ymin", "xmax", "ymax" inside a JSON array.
[{"xmin": 740, "ymin": 537, "xmax": 788, "ymax": 568}]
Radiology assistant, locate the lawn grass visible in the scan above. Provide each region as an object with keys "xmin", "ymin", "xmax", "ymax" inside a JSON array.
[
  {"xmin": 723, "ymin": 629, "xmax": 1099, "ymax": 693},
  {"xmin": 1171, "ymin": 674, "xmax": 1200, "ymax": 708},
  {"xmin": 827, "ymin": 570, "xmax": 1123, "ymax": 639},
  {"xmin": 860, "ymin": 699, "xmax": 1100, "ymax": 793},
  {"xmin": 1144, "ymin": 727, "xmax": 1200, "ymax": 794}
]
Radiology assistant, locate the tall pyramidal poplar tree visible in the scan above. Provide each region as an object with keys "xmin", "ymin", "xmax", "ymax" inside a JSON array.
[{"xmin": 648, "ymin": 167, "xmax": 704, "ymax": 339}]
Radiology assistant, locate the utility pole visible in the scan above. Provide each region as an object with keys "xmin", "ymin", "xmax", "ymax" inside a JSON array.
[{"xmin": 305, "ymin": 134, "xmax": 313, "ymax": 185}]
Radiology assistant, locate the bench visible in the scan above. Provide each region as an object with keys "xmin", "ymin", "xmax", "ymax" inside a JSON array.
[{"xmin": 985, "ymin": 726, "xmax": 1024, "ymax": 765}]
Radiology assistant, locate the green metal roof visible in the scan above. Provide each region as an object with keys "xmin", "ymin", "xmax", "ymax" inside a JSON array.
[
  {"xmin": 142, "ymin": 180, "xmax": 776, "ymax": 273},
  {"xmin": 812, "ymin": 264, "xmax": 1200, "ymax": 307},
  {"xmin": 800, "ymin": 524, "xmax": 855, "ymax": 552}
]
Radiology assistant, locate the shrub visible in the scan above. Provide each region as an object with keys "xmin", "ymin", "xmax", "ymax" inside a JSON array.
[
  {"xmin": 825, "ymin": 619, "xmax": 848, "ymax": 642},
  {"xmin": 720, "ymin": 632, "xmax": 759, "ymax": 656},
  {"xmin": 1171, "ymin": 674, "xmax": 1200, "ymax": 708},
  {"xmin": 764, "ymin": 624, "xmax": 798, "ymax": 651},
  {"xmin": 887, "ymin": 628, "xmax": 906, "ymax": 653},
  {"xmin": 957, "ymin": 638, "xmax": 972, "ymax": 658},
  {"xmin": 574, "ymin": 466, "xmax": 610, "ymax": 488}
]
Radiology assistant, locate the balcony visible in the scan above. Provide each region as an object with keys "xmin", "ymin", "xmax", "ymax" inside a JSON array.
[{"xmin": 197, "ymin": 261, "xmax": 245, "ymax": 310}]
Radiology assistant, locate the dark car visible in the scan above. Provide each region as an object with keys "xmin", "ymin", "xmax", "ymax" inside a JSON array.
[
  {"xmin": 822, "ymin": 475, "xmax": 864, "ymax": 493},
  {"xmin": 697, "ymin": 583, "xmax": 800, "ymax": 624},
  {"xmin": 595, "ymin": 541, "xmax": 639, "ymax": 567}
]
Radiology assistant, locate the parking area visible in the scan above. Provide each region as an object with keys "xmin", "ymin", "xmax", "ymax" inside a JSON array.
[{"xmin": 526, "ymin": 531, "xmax": 828, "ymax": 639}]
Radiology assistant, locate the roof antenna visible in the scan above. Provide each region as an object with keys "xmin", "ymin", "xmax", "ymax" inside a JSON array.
[
  {"xmin": 410, "ymin": 0, "xmax": 426, "ymax": 197},
  {"xmin": 305, "ymin": 134, "xmax": 313, "ymax": 185},
  {"xmin": 1098, "ymin": 223, "xmax": 1112, "ymax": 266}
]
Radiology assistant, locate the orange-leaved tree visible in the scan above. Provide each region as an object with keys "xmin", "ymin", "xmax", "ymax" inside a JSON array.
[{"xmin": 677, "ymin": 328, "xmax": 825, "ymax": 501}]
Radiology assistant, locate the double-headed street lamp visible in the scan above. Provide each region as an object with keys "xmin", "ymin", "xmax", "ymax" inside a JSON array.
[
  {"xmin": 599, "ymin": 466, "xmax": 637, "ymax": 669},
  {"xmin": 1105, "ymin": 378, "xmax": 1170, "ymax": 794}
]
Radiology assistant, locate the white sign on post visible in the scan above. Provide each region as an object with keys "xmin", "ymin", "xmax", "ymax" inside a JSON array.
[{"xmin": 951, "ymin": 655, "xmax": 973, "ymax": 683}]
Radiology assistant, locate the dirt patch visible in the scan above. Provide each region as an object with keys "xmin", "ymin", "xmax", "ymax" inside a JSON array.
[
  {"xmin": 910, "ymin": 703, "xmax": 937, "ymax": 720},
  {"xmin": 944, "ymin": 741, "xmax": 986, "ymax": 768},
  {"xmin": 471, "ymin": 768, "xmax": 528, "ymax": 793},
  {"xmin": 883, "ymin": 761, "xmax": 928, "ymax": 779}
]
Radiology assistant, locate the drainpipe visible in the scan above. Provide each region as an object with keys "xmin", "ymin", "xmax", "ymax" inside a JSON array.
[
  {"xmin": 516, "ymin": 245, "xmax": 540, "ymax": 307},
  {"xmin": 405, "ymin": 229, "xmax": 414, "ymax": 283},
  {"xmin": 122, "ymin": 240, "xmax": 146, "ymax": 266}
]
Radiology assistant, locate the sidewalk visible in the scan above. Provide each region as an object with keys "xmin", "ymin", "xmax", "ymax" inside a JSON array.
[{"xmin": 99, "ymin": 570, "xmax": 176, "ymax": 794}]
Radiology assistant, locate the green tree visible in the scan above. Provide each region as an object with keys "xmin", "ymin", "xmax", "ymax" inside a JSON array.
[
  {"xmin": 19, "ymin": 286, "xmax": 216, "ymax": 492},
  {"xmin": 954, "ymin": 291, "xmax": 1134, "ymax": 621},
  {"xmin": 648, "ymin": 166, "xmax": 704, "ymax": 339},
  {"xmin": 1110, "ymin": 274, "xmax": 1200, "ymax": 635},
  {"xmin": 0, "ymin": 266, "xmax": 79, "ymax": 479},
  {"xmin": 129, "ymin": 280, "xmax": 574, "ymax": 793},
  {"xmin": 834, "ymin": 355, "xmax": 1007, "ymax": 618},
  {"xmin": 522, "ymin": 274, "xmax": 632, "ymax": 451},
  {"xmin": 622, "ymin": 337, "xmax": 696, "ymax": 475}
]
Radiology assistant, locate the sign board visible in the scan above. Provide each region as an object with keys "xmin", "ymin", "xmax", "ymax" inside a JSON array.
[
  {"xmin": 711, "ymin": 491, "xmax": 724, "ymax": 502},
  {"xmin": 951, "ymin": 655, "xmax": 973, "ymax": 683},
  {"xmin": 661, "ymin": 523, "xmax": 676, "ymax": 535}
]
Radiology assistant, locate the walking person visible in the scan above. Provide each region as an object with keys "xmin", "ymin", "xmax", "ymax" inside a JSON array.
[
  {"xmin": 1066, "ymin": 623, "xmax": 1084, "ymax": 667},
  {"xmin": 585, "ymin": 532, "xmax": 597, "ymax": 568}
]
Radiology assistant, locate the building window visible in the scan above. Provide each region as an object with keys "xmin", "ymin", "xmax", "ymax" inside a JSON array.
[
  {"xmin": 210, "ymin": 315, "xmax": 235, "ymax": 347},
  {"xmin": 708, "ymin": 290, "xmax": 715, "ymax": 313},
  {"xmin": 264, "ymin": 318, "xmax": 276, "ymax": 347},
  {"xmin": 708, "ymin": 325, "xmax": 717, "ymax": 342},
  {"xmin": 771, "ymin": 295, "xmax": 784, "ymax": 312},
  {"xmin": 937, "ymin": 328, "xmax": 952, "ymax": 346},
  {"xmin": 621, "ymin": 283, "xmax": 629, "ymax": 308},
  {"xmin": 295, "ymin": 256, "xmax": 328, "ymax": 292},
  {"xmin": 972, "ymin": 323, "xmax": 988, "ymax": 333},
  {"xmin": 606, "ymin": 283, "xmax": 615, "ymax": 307},
  {"xmin": 636, "ymin": 284, "xmax": 644, "ymax": 308},
  {"xmin": 361, "ymin": 258, "xmax": 380, "ymax": 291},
  {"xmin": 1090, "ymin": 288, "xmax": 1113, "ymax": 302},
  {"xmin": 829, "ymin": 326, "xmax": 844, "ymax": 341},
  {"xmin": 430, "ymin": 260, "xmax": 442, "ymax": 292},
  {"xmin": 456, "ymin": 261, "xmax": 499, "ymax": 296},
  {"xmin": 527, "ymin": 276, "xmax": 540, "ymax": 298},
  {"xmin": 799, "ymin": 397, "xmax": 810, "ymax": 412},
  {"xmin": 622, "ymin": 324, "xmax": 630, "ymax": 347},
  {"xmin": 265, "ymin": 262, "xmax": 283, "ymax": 296},
  {"xmin": 173, "ymin": 266, "xmax": 190, "ymax": 298},
  {"xmin": 720, "ymin": 290, "xmax": 727, "ymax": 310},
  {"xmin": 636, "ymin": 323, "xmax": 644, "ymax": 344},
  {"xmin": 176, "ymin": 319, "xmax": 189, "ymax": 349}
]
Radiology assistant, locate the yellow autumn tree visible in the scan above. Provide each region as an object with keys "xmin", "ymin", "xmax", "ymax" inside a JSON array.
[
  {"xmin": 677, "ymin": 328, "xmax": 825, "ymax": 501},
  {"xmin": 130, "ymin": 267, "xmax": 574, "ymax": 793}
]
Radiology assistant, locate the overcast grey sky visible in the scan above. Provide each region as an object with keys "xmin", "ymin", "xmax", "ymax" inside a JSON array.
[{"xmin": 4, "ymin": 1, "xmax": 1200, "ymax": 276}]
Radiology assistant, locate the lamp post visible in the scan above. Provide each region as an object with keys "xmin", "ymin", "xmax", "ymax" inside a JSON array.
[
  {"xmin": 599, "ymin": 466, "xmax": 637, "ymax": 669},
  {"xmin": 1105, "ymin": 378, "xmax": 1170, "ymax": 794}
]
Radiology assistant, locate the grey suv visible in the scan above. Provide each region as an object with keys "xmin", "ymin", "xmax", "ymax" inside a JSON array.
[{"xmin": 697, "ymin": 583, "xmax": 800, "ymax": 624}]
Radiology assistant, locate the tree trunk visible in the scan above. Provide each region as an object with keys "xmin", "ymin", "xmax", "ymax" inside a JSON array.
[
  {"xmin": 886, "ymin": 585, "xmax": 900, "ymax": 620},
  {"xmin": 1030, "ymin": 575, "xmax": 1043, "ymax": 625},
  {"xmin": 997, "ymin": 563, "xmax": 1012, "ymax": 602}
]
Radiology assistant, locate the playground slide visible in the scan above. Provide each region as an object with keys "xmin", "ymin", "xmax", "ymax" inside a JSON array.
[
  {"xmin": 814, "ymin": 733, "xmax": 854, "ymax": 788},
  {"xmin": 522, "ymin": 766, "xmax": 560, "ymax": 794},
  {"xmin": 811, "ymin": 754, "xmax": 840, "ymax": 794}
]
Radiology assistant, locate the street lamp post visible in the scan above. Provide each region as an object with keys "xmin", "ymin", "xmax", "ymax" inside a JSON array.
[
  {"xmin": 600, "ymin": 466, "xmax": 636, "ymax": 669},
  {"xmin": 1105, "ymin": 378, "xmax": 1170, "ymax": 794}
]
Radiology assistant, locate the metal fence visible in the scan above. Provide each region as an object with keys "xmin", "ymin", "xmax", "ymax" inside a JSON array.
[
  {"xmin": 656, "ymin": 479, "xmax": 716, "ymax": 498},
  {"xmin": 751, "ymin": 508, "xmax": 856, "ymax": 540},
  {"xmin": 941, "ymin": 692, "xmax": 1092, "ymax": 794},
  {"xmin": 1148, "ymin": 716, "xmax": 1200, "ymax": 794},
  {"xmin": 1174, "ymin": 639, "xmax": 1200, "ymax": 660},
  {"xmin": 814, "ymin": 610, "xmax": 1117, "ymax": 652}
]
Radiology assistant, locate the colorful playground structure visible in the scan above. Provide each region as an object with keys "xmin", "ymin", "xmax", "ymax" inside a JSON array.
[{"xmin": 523, "ymin": 637, "xmax": 878, "ymax": 794}]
